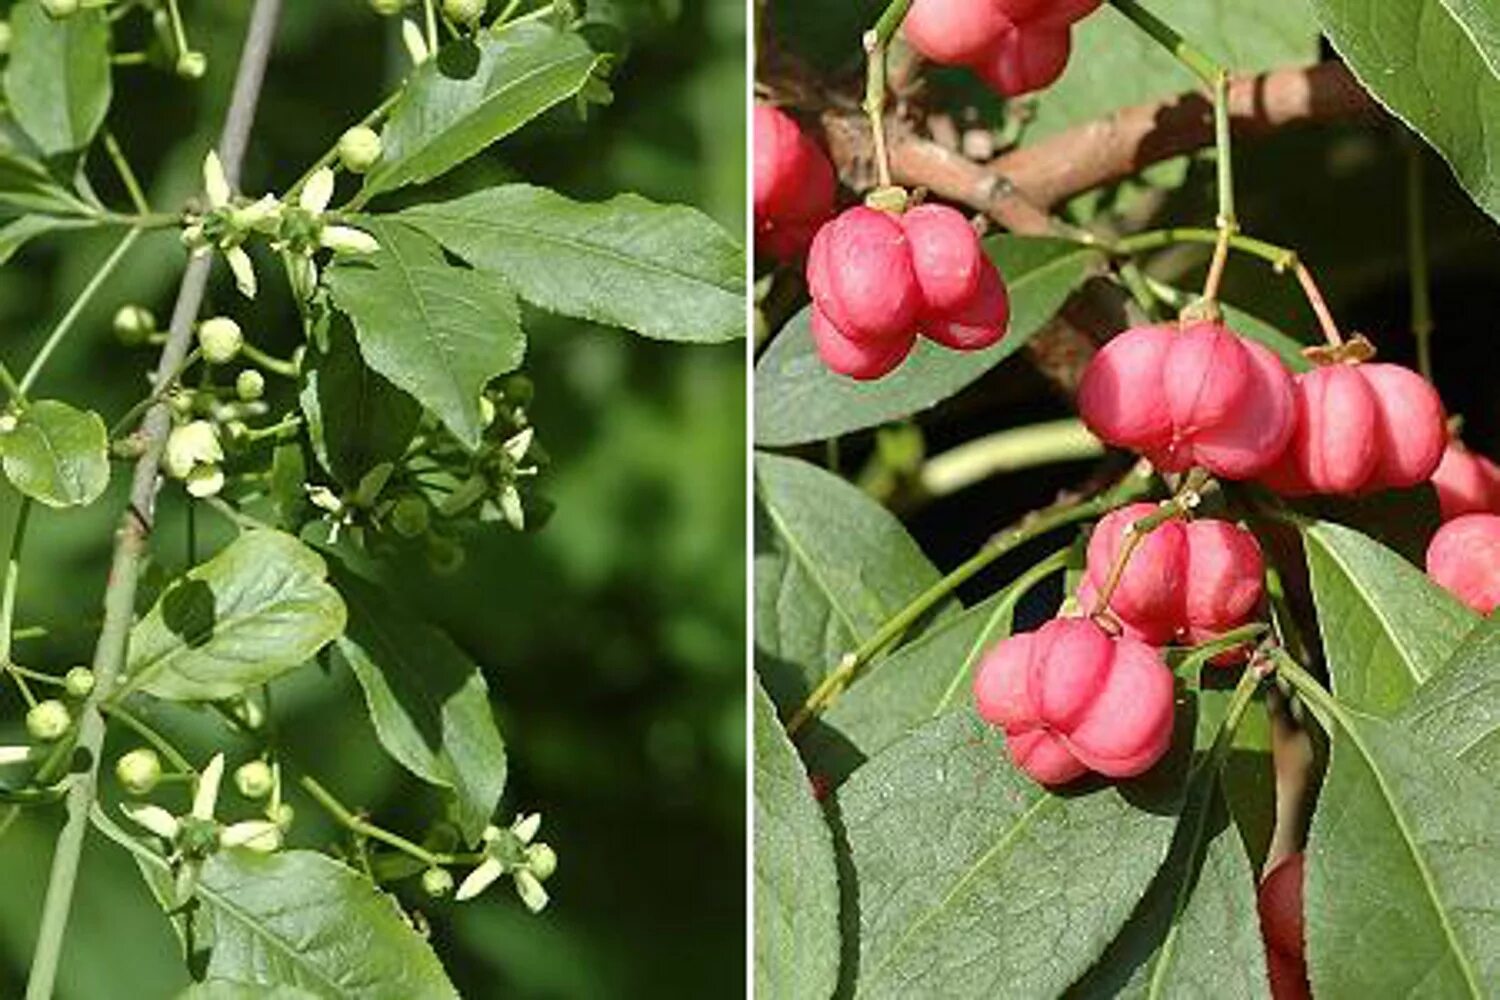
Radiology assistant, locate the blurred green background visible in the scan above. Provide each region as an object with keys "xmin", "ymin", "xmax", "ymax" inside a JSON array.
[{"xmin": 0, "ymin": 1, "xmax": 746, "ymax": 997}]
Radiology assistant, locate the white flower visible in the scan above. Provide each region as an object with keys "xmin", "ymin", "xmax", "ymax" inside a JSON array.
[
  {"xmin": 503, "ymin": 428, "xmax": 535, "ymax": 464},
  {"xmin": 300, "ymin": 167, "xmax": 336, "ymax": 216},
  {"xmin": 319, "ymin": 225, "xmax": 380, "ymax": 255},
  {"xmin": 123, "ymin": 803, "xmax": 182, "ymax": 841},
  {"xmin": 512, "ymin": 812, "xmax": 541, "ymax": 844},
  {"xmin": 225, "ymin": 245, "xmax": 258, "ymax": 299},
  {"xmin": 193, "ymin": 753, "xmax": 226, "ymax": 821},
  {"xmin": 514, "ymin": 869, "xmax": 549, "ymax": 913},
  {"xmin": 402, "ymin": 19, "xmax": 430, "ymax": 65},
  {"xmin": 185, "ymin": 465, "xmax": 226, "ymax": 499},
  {"xmin": 455, "ymin": 856, "xmax": 504, "ymax": 902},
  {"xmin": 219, "ymin": 820, "xmax": 282, "ymax": 853},
  {"xmin": 164, "ymin": 421, "xmax": 223, "ymax": 481},
  {"xmin": 203, "ymin": 151, "xmax": 232, "ymax": 210},
  {"xmin": 0, "ymin": 745, "xmax": 32, "ymax": 766}
]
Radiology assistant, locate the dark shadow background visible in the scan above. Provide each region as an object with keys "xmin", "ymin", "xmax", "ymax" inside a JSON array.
[{"xmin": 0, "ymin": 2, "xmax": 745, "ymax": 997}]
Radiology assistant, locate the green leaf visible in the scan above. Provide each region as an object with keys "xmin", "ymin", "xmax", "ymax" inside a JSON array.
[
  {"xmin": 0, "ymin": 399, "xmax": 108, "ymax": 508},
  {"xmin": 1302, "ymin": 699, "xmax": 1500, "ymax": 997},
  {"xmin": 753, "ymin": 681, "xmax": 840, "ymax": 1000},
  {"xmin": 2, "ymin": 1, "xmax": 112, "ymax": 156},
  {"xmin": 1219, "ymin": 301, "xmax": 1313, "ymax": 373},
  {"xmin": 1399, "ymin": 616, "xmax": 1500, "ymax": 787},
  {"xmin": 300, "ymin": 320, "xmax": 421, "ymax": 489},
  {"xmin": 803, "ymin": 550, "xmax": 1067, "ymax": 786},
  {"xmin": 330, "ymin": 562, "xmax": 507, "ymax": 844},
  {"xmin": 0, "ymin": 151, "xmax": 93, "ymax": 215},
  {"xmin": 1290, "ymin": 484, "xmax": 1443, "ymax": 566},
  {"xmin": 327, "ymin": 222, "xmax": 525, "ymax": 449},
  {"xmin": 754, "ymin": 236, "xmax": 1103, "ymax": 447},
  {"xmin": 0, "ymin": 214, "xmax": 94, "ymax": 265},
  {"xmin": 125, "ymin": 531, "xmax": 347, "ymax": 701},
  {"xmin": 177, "ymin": 983, "xmax": 320, "ymax": 1000},
  {"xmin": 753, "ymin": 452, "xmax": 951, "ymax": 713},
  {"xmin": 361, "ymin": 23, "xmax": 601, "ymax": 200},
  {"xmin": 396, "ymin": 185, "xmax": 744, "ymax": 343},
  {"xmin": 1303, "ymin": 520, "xmax": 1474, "ymax": 716},
  {"xmin": 1306, "ymin": 0, "xmax": 1500, "ymax": 223},
  {"xmin": 1029, "ymin": 0, "xmax": 1319, "ymax": 141},
  {"xmin": 839, "ymin": 710, "xmax": 1183, "ymax": 998}
]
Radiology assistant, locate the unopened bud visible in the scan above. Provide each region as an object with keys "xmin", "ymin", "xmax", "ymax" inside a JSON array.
[
  {"xmin": 40, "ymin": 0, "xmax": 79, "ymax": 19},
  {"xmin": 391, "ymin": 496, "xmax": 430, "ymax": 538},
  {"xmin": 234, "ymin": 760, "xmax": 275, "ymax": 799},
  {"xmin": 443, "ymin": 0, "xmax": 485, "ymax": 25},
  {"xmin": 113, "ymin": 305, "xmax": 156, "ymax": 346},
  {"xmin": 337, "ymin": 126, "xmax": 383, "ymax": 174},
  {"xmin": 63, "ymin": 666, "xmax": 95, "ymax": 698},
  {"xmin": 26, "ymin": 700, "xmax": 70, "ymax": 742},
  {"xmin": 176, "ymin": 50, "xmax": 207, "ymax": 79},
  {"xmin": 116, "ymin": 748, "xmax": 163, "ymax": 795},
  {"xmin": 422, "ymin": 867, "xmax": 455, "ymax": 898},
  {"xmin": 197, "ymin": 316, "xmax": 244, "ymax": 364},
  {"xmin": 235, "ymin": 369, "xmax": 265, "ymax": 401}
]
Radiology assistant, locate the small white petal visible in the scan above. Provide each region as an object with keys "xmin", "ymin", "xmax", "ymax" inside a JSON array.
[
  {"xmin": 220, "ymin": 820, "xmax": 281, "ymax": 852},
  {"xmin": 319, "ymin": 225, "xmax": 380, "ymax": 255},
  {"xmin": 193, "ymin": 753, "xmax": 225, "ymax": 821},
  {"xmin": 299, "ymin": 167, "xmax": 336, "ymax": 215},
  {"xmin": 514, "ymin": 869, "xmax": 549, "ymax": 913},
  {"xmin": 203, "ymin": 150, "xmax": 232, "ymax": 208},
  {"xmin": 500, "ymin": 484, "xmax": 525, "ymax": 531},
  {"xmin": 185, "ymin": 465, "xmax": 225, "ymax": 499},
  {"xmin": 123, "ymin": 803, "xmax": 181, "ymax": 841},
  {"xmin": 455, "ymin": 856, "xmax": 504, "ymax": 902},
  {"xmin": 511, "ymin": 812, "xmax": 541, "ymax": 844},
  {"xmin": 503, "ymin": 428, "xmax": 535, "ymax": 463},
  {"xmin": 402, "ymin": 19, "xmax": 430, "ymax": 65},
  {"xmin": 0, "ymin": 745, "xmax": 33, "ymax": 765},
  {"xmin": 225, "ymin": 246, "xmax": 258, "ymax": 300},
  {"xmin": 232, "ymin": 195, "xmax": 282, "ymax": 232}
]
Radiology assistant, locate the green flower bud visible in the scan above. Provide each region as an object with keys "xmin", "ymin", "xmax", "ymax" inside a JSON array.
[
  {"xmin": 40, "ymin": 0, "xmax": 79, "ymax": 19},
  {"xmin": 234, "ymin": 759, "xmax": 275, "ymax": 799},
  {"xmin": 197, "ymin": 316, "xmax": 244, "ymax": 365},
  {"xmin": 164, "ymin": 421, "xmax": 223, "ymax": 481},
  {"xmin": 176, "ymin": 50, "xmax": 207, "ymax": 79},
  {"xmin": 0, "ymin": 22, "xmax": 12, "ymax": 56},
  {"xmin": 113, "ymin": 305, "xmax": 156, "ymax": 346},
  {"xmin": 443, "ymin": 0, "xmax": 485, "ymax": 25},
  {"xmin": 235, "ymin": 369, "xmax": 266, "ymax": 402},
  {"xmin": 500, "ymin": 373, "xmax": 534, "ymax": 408},
  {"xmin": 426, "ymin": 535, "xmax": 466, "ymax": 576},
  {"xmin": 267, "ymin": 801, "xmax": 295, "ymax": 829},
  {"xmin": 527, "ymin": 843, "xmax": 557, "ymax": 881},
  {"xmin": 63, "ymin": 666, "xmax": 95, "ymax": 698},
  {"xmin": 369, "ymin": 0, "xmax": 405, "ymax": 14},
  {"xmin": 422, "ymin": 867, "xmax": 455, "ymax": 898},
  {"xmin": 185, "ymin": 464, "xmax": 226, "ymax": 499},
  {"xmin": 479, "ymin": 396, "xmax": 497, "ymax": 428},
  {"xmin": 390, "ymin": 496, "xmax": 430, "ymax": 538},
  {"xmin": 337, "ymin": 126, "xmax": 383, "ymax": 174},
  {"xmin": 116, "ymin": 748, "xmax": 163, "ymax": 795},
  {"xmin": 26, "ymin": 699, "xmax": 70, "ymax": 742}
]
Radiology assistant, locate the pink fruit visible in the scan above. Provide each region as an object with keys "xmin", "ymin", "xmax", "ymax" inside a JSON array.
[
  {"xmin": 973, "ymin": 617, "xmax": 1176, "ymax": 785},
  {"xmin": 901, "ymin": 204, "xmax": 984, "ymax": 314},
  {"xmin": 809, "ymin": 306, "xmax": 914, "ymax": 381},
  {"xmin": 905, "ymin": 0, "xmax": 1012, "ymax": 65},
  {"xmin": 753, "ymin": 104, "xmax": 836, "ymax": 261},
  {"xmin": 1432, "ymin": 441, "xmax": 1500, "ymax": 521},
  {"xmin": 1262, "ymin": 363, "xmax": 1446, "ymax": 496},
  {"xmin": 1083, "ymin": 505, "xmax": 1264, "ymax": 648},
  {"xmin": 806, "ymin": 207, "xmax": 924, "ymax": 343},
  {"xmin": 1258, "ymin": 853, "xmax": 1311, "ymax": 1000},
  {"xmin": 995, "ymin": 0, "xmax": 1101, "ymax": 26},
  {"xmin": 1078, "ymin": 322, "xmax": 1296, "ymax": 479},
  {"xmin": 976, "ymin": 24, "xmax": 1072, "ymax": 97},
  {"xmin": 922, "ymin": 265, "xmax": 1009, "ymax": 351},
  {"xmin": 1426, "ymin": 513, "xmax": 1500, "ymax": 614}
]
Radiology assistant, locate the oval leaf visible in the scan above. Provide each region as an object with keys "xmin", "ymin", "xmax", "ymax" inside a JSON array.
[
  {"xmin": 754, "ymin": 236, "xmax": 1104, "ymax": 447},
  {"xmin": 1303, "ymin": 520, "xmax": 1475, "ymax": 716},
  {"xmin": 1307, "ymin": 0, "xmax": 1500, "ymax": 223},
  {"xmin": 299, "ymin": 320, "xmax": 421, "ymax": 489},
  {"xmin": 839, "ymin": 710, "xmax": 1183, "ymax": 998},
  {"xmin": 1, "ymin": 399, "xmax": 109, "ymax": 508},
  {"xmin": 1304, "ymin": 702, "xmax": 1500, "ymax": 997},
  {"xmin": 753, "ymin": 681, "xmax": 840, "ymax": 1000},
  {"xmin": 361, "ymin": 23, "xmax": 600, "ymax": 200},
  {"xmin": 2, "ymin": 0, "xmax": 112, "ymax": 156},
  {"xmin": 397, "ymin": 185, "xmax": 744, "ymax": 343},
  {"xmin": 1398, "ymin": 616, "xmax": 1500, "ymax": 787},
  {"xmin": 754, "ymin": 452, "xmax": 951, "ymax": 713},
  {"xmin": 327, "ymin": 222, "xmax": 525, "ymax": 449},
  {"xmin": 125, "ymin": 531, "xmax": 347, "ymax": 701},
  {"xmin": 331, "ymin": 562, "xmax": 506, "ymax": 844}
]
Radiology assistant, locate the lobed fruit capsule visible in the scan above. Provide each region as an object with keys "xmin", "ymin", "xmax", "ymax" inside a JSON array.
[
  {"xmin": 1257, "ymin": 853, "xmax": 1310, "ymax": 1000},
  {"xmin": 973, "ymin": 617, "xmax": 1175, "ymax": 785},
  {"xmin": 805, "ymin": 203, "xmax": 1008, "ymax": 379},
  {"xmin": 1261, "ymin": 363, "xmax": 1446, "ymax": 496},
  {"xmin": 753, "ymin": 104, "xmax": 837, "ymax": 262},
  {"xmin": 1426, "ymin": 513, "xmax": 1500, "ymax": 614},
  {"xmin": 905, "ymin": 0, "xmax": 1098, "ymax": 97},
  {"xmin": 1430, "ymin": 440, "xmax": 1500, "ymax": 521},
  {"xmin": 1078, "ymin": 322, "xmax": 1296, "ymax": 479}
]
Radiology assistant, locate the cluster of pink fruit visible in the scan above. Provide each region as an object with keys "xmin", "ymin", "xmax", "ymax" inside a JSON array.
[
  {"xmin": 905, "ymin": 0, "xmax": 1100, "ymax": 97},
  {"xmin": 1428, "ymin": 440, "xmax": 1500, "ymax": 615}
]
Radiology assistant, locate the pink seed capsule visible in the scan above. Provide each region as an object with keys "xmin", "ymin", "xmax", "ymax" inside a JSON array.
[
  {"xmin": 809, "ymin": 306, "xmax": 915, "ymax": 381},
  {"xmin": 975, "ymin": 24, "xmax": 1073, "ymax": 97},
  {"xmin": 1431, "ymin": 441, "xmax": 1500, "ymax": 521},
  {"xmin": 1426, "ymin": 513, "xmax": 1500, "ymax": 614},
  {"xmin": 806, "ymin": 207, "xmax": 924, "ymax": 344},
  {"xmin": 753, "ymin": 104, "xmax": 836, "ymax": 261},
  {"xmin": 904, "ymin": 0, "xmax": 1013, "ymax": 66}
]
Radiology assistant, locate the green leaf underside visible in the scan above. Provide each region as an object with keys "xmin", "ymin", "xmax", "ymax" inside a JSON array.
[
  {"xmin": 0, "ymin": 152, "xmax": 92, "ymax": 215},
  {"xmin": 840, "ymin": 711, "xmax": 1182, "ymax": 998},
  {"xmin": 300, "ymin": 321, "xmax": 421, "ymax": 489},
  {"xmin": 1305, "ymin": 704, "xmax": 1500, "ymax": 997},
  {"xmin": 330, "ymin": 563, "xmax": 506, "ymax": 843},
  {"xmin": 362, "ymin": 23, "xmax": 600, "ymax": 199},
  {"xmin": 1399, "ymin": 616, "xmax": 1500, "ymax": 788},
  {"xmin": 126, "ymin": 531, "xmax": 347, "ymax": 701},
  {"xmin": 1302, "ymin": 520, "xmax": 1474, "ymax": 717},
  {"xmin": 2, "ymin": 1, "xmax": 112, "ymax": 156},
  {"xmin": 752, "ymin": 682, "xmax": 840, "ymax": 1000},
  {"xmin": 1, "ymin": 399, "xmax": 109, "ymax": 508},
  {"xmin": 327, "ymin": 221, "xmax": 524, "ymax": 449},
  {"xmin": 753, "ymin": 452, "xmax": 952, "ymax": 714},
  {"xmin": 1306, "ymin": 0, "xmax": 1500, "ymax": 223},
  {"xmin": 397, "ymin": 185, "xmax": 744, "ymax": 343},
  {"xmin": 0, "ymin": 215, "xmax": 95, "ymax": 266},
  {"xmin": 754, "ymin": 236, "xmax": 1103, "ymax": 447},
  {"xmin": 93, "ymin": 808, "xmax": 457, "ymax": 1000},
  {"xmin": 804, "ymin": 551, "xmax": 1066, "ymax": 786}
]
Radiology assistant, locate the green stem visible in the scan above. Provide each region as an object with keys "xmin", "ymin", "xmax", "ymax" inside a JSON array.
[
  {"xmin": 101, "ymin": 130, "xmax": 151, "ymax": 216},
  {"xmin": 860, "ymin": 0, "xmax": 914, "ymax": 190},
  {"xmin": 239, "ymin": 341, "xmax": 299, "ymax": 378},
  {"xmin": 1406, "ymin": 139, "xmax": 1434, "ymax": 380},
  {"xmin": 102, "ymin": 704, "xmax": 194, "ymax": 774},
  {"xmin": 287, "ymin": 88, "xmax": 404, "ymax": 202},
  {"xmin": 1107, "ymin": 0, "xmax": 1219, "ymax": 86},
  {"xmin": 787, "ymin": 469, "xmax": 1153, "ymax": 734},
  {"xmin": 918, "ymin": 419, "xmax": 1103, "ymax": 499},
  {"xmin": 298, "ymin": 775, "xmax": 447, "ymax": 866},
  {"xmin": 108, "ymin": 347, "xmax": 202, "ymax": 440},
  {"xmin": 0, "ymin": 498, "xmax": 31, "ymax": 670},
  {"xmin": 18, "ymin": 229, "xmax": 142, "ymax": 398}
]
